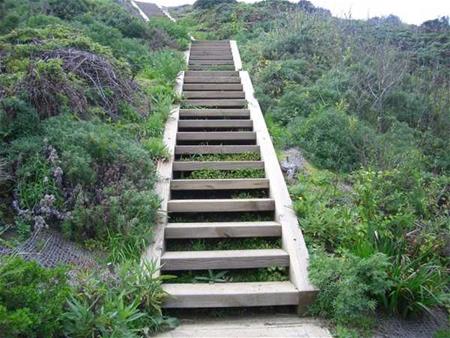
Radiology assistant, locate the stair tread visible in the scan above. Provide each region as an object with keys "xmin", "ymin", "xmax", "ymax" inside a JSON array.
[
  {"xmin": 177, "ymin": 131, "xmax": 255, "ymax": 141},
  {"xmin": 172, "ymin": 160, "xmax": 265, "ymax": 171},
  {"xmin": 168, "ymin": 198, "xmax": 275, "ymax": 213},
  {"xmin": 171, "ymin": 178, "xmax": 269, "ymax": 190},
  {"xmin": 161, "ymin": 249, "xmax": 289, "ymax": 271},
  {"xmin": 175, "ymin": 145, "xmax": 259, "ymax": 155},
  {"xmin": 162, "ymin": 281, "xmax": 299, "ymax": 308},
  {"xmin": 165, "ymin": 221, "xmax": 281, "ymax": 239},
  {"xmin": 178, "ymin": 119, "xmax": 252, "ymax": 127}
]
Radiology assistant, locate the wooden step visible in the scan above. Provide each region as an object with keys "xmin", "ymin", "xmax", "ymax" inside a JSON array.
[
  {"xmin": 172, "ymin": 160, "xmax": 265, "ymax": 171},
  {"xmin": 184, "ymin": 77, "xmax": 241, "ymax": 84},
  {"xmin": 167, "ymin": 198, "xmax": 274, "ymax": 213},
  {"xmin": 189, "ymin": 52, "xmax": 233, "ymax": 57},
  {"xmin": 183, "ymin": 99, "xmax": 246, "ymax": 107},
  {"xmin": 175, "ymin": 145, "xmax": 259, "ymax": 155},
  {"xmin": 190, "ymin": 47, "xmax": 231, "ymax": 51},
  {"xmin": 190, "ymin": 60, "xmax": 234, "ymax": 65},
  {"xmin": 184, "ymin": 91, "xmax": 245, "ymax": 99},
  {"xmin": 171, "ymin": 178, "xmax": 269, "ymax": 190},
  {"xmin": 189, "ymin": 55, "xmax": 234, "ymax": 60},
  {"xmin": 165, "ymin": 221, "xmax": 281, "ymax": 239},
  {"xmin": 185, "ymin": 71, "xmax": 239, "ymax": 77},
  {"xmin": 161, "ymin": 249, "xmax": 289, "ymax": 271},
  {"xmin": 162, "ymin": 282, "xmax": 299, "ymax": 308},
  {"xmin": 192, "ymin": 42, "xmax": 230, "ymax": 45},
  {"xmin": 177, "ymin": 131, "xmax": 256, "ymax": 141},
  {"xmin": 183, "ymin": 84, "xmax": 243, "ymax": 91},
  {"xmin": 178, "ymin": 119, "xmax": 252, "ymax": 129},
  {"xmin": 188, "ymin": 65, "xmax": 236, "ymax": 71},
  {"xmin": 179, "ymin": 109, "xmax": 249, "ymax": 118}
]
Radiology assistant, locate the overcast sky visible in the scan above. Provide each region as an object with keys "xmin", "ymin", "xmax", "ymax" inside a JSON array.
[{"xmin": 143, "ymin": 0, "xmax": 450, "ymax": 25}]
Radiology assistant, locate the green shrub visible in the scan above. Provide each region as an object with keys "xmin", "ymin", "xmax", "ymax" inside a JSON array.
[
  {"xmin": 62, "ymin": 260, "xmax": 176, "ymax": 336},
  {"xmin": 0, "ymin": 257, "xmax": 70, "ymax": 338},
  {"xmin": 0, "ymin": 97, "xmax": 41, "ymax": 141},
  {"xmin": 309, "ymin": 251, "xmax": 391, "ymax": 330},
  {"xmin": 290, "ymin": 109, "xmax": 377, "ymax": 172},
  {"xmin": 194, "ymin": 0, "xmax": 237, "ymax": 10},
  {"xmin": 49, "ymin": 0, "xmax": 90, "ymax": 20},
  {"xmin": 148, "ymin": 17, "xmax": 190, "ymax": 49}
]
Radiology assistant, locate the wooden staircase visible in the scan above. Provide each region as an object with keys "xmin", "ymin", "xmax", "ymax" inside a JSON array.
[{"xmin": 146, "ymin": 40, "xmax": 316, "ymax": 311}]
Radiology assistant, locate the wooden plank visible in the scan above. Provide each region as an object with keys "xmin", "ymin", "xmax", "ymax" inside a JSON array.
[
  {"xmin": 175, "ymin": 145, "xmax": 259, "ymax": 155},
  {"xmin": 240, "ymin": 70, "xmax": 317, "ymax": 312},
  {"xmin": 167, "ymin": 198, "xmax": 274, "ymax": 213},
  {"xmin": 184, "ymin": 77, "xmax": 241, "ymax": 84},
  {"xmin": 162, "ymin": 282, "xmax": 299, "ymax": 308},
  {"xmin": 172, "ymin": 160, "xmax": 265, "ymax": 171},
  {"xmin": 155, "ymin": 315, "xmax": 332, "ymax": 336},
  {"xmin": 179, "ymin": 109, "xmax": 249, "ymax": 118},
  {"xmin": 190, "ymin": 59, "xmax": 234, "ymax": 65},
  {"xmin": 188, "ymin": 65, "xmax": 236, "ymax": 71},
  {"xmin": 178, "ymin": 119, "xmax": 252, "ymax": 128},
  {"xmin": 183, "ymin": 99, "xmax": 247, "ymax": 107},
  {"xmin": 190, "ymin": 48, "xmax": 233, "ymax": 57},
  {"xmin": 189, "ymin": 55, "xmax": 233, "ymax": 60},
  {"xmin": 190, "ymin": 47, "xmax": 232, "ymax": 51},
  {"xmin": 165, "ymin": 221, "xmax": 281, "ymax": 239},
  {"xmin": 170, "ymin": 178, "xmax": 269, "ymax": 190},
  {"xmin": 185, "ymin": 71, "xmax": 239, "ymax": 77},
  {"xmin": 230, "ymin": 40, "xmax": 242, "ymax": 71},
  {"xmin": 141, "ymin": 72, "xmax": 184, "ymax": 276},
  {"xmin": 177, "ymin": 131, "xmax": 256, "ymax": 141},
  {"xmin": 184, "ymin": 91, "xmax": 245, "ymax": 99},
  {"xmin": 161, "ymin": 249, "xmax": 289, "ymax": 271},
  {"xmin": 183, "ymin": 84, "xmax": 243, "ymax": 91},
  {"xmin": 189, "ymin": 55, "xmax": 235, "ymax": 60}
]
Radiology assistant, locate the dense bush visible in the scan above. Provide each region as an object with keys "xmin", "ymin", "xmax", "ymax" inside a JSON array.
[
  {"xmin": 309, "ymin": 252, "xmax": 391, "ymax": 331},
  {"xmin": 290, "ymin": 109, "xmax": 376, "ymax": 172},
  {"xmin": 0, "ymin": 257, "xmax": 70, "ymax": 337},
  {"xmin": 0, "ymin": 0, "xmax": 185, "ymax": 262},
  {"xmin": 63, "ymin": 261, "xmax": 176, "ymax": 336},
  {"xmin": 194, "ymin": 0, "xmax": 237, "ymax": 10}
]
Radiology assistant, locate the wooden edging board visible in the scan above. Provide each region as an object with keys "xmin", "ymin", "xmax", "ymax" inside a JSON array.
[
  {"xmin": 236, "ymin": 39, "xmax": 317, "ymax": 310},
  {"xmin": 141, "ymin": 45, "xmax": 190, "ymax": 276}
]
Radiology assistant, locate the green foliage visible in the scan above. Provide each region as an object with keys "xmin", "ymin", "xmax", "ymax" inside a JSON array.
[
  {"xmin": 166, "ymin": 237, "xmax": 281, "ymax": 251},
  {"xmin": 148, "ymin": 17, "xmax": 190, "ymax": 49},
  {"xmin": 290, "ymin": 109, "xmax": 376, "ymax": 172},
  {"xmin": 0, "ymin": 257, "xmax": 70, "ymax": 338},
  {"xmin": 309, "ymin": 252, "xmax": 391, "ymax": 330},
  {"xmin": 48, "ymin": 0, "xmax": 89, "ymax": 20},
  {"xmin": 194, "ymin": 0, "xmax": 237, "ymax": 10},
  {"xmin": 292, "ymin": 167, "xmax": 449, "ymax": 326},
  {"xmin": 173, "ymin": 266, "xmax": 289, "ymax": 284},
  {"xmin": 63, "ymin": 260, "xmax": 177, "ymax": 337},
  {"xmin": 179, "ymin": 152, "xmax": 261, "ymax": 161},
  {"xmin": 184, "ymin": 168, "xmax": 265, "ymax": 179}
]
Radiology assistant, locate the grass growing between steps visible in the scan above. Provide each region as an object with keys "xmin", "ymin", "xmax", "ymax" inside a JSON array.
[
  {"xmin": 166, "ymin": 237, "xmax": 281, "ymax": 251},
  {"xmin": 171, "ymin": 189, "xmax": 269, "ymax": 200},
  {"xmin": 178, "ymin": 152, "xmax": 261, "ymax": 161},
  {"xmin": 169, "ymin": 211, "xmax": 274, "ymax": 223},
  {"xmin": 167, "ymin": 267, "xmax": 289, "ymax": 284},
  {"xmin": 179, "ymin": 168, "xmax": 266, "ymax": 179}
]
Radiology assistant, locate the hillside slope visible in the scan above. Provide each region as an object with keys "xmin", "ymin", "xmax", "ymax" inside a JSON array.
[{"xmin": 0, "ymin": 0, "xmax": 189, "ymax": 335}]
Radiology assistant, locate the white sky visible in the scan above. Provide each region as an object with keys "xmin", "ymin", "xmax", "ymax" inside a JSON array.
[{"xmin": 143, "ymin": 0, "xmax": 450, "ymax": 25}]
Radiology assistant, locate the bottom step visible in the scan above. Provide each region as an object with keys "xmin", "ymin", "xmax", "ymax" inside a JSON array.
[{"xmin": 162, "ymin": 281, "xmax": 299, "ymax": 308}]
